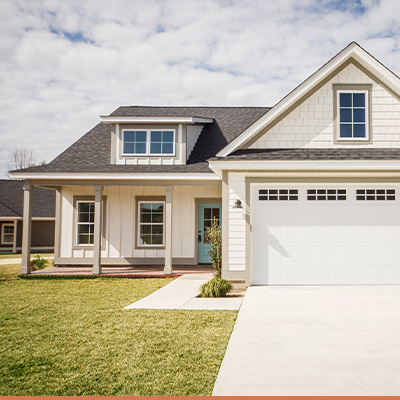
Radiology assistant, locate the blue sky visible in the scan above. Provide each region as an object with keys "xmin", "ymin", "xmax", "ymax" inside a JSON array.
[{"xmin": 1, "ymin": 0, "xmax": 400, "ymax": 176}]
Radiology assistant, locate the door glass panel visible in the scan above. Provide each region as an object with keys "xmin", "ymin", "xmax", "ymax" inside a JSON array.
[{"xmin": 204, "ymin": 208, "xmax": 211, "ymax": 219}]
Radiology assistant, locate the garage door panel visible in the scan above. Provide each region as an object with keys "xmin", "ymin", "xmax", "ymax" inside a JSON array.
[{"xmin": 251, "ymin": 184, "xmax": 400, "ymax": 285}]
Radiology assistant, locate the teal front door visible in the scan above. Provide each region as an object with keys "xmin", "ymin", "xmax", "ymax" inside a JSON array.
[{"xmin": 197, "ymin": 204, "xmax": 222, "ymax": 263}]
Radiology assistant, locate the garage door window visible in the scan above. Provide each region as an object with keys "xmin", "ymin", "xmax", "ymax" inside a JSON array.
[
  {"xmin": 307, "ymin": 189, "xmax": 346, "ymax": 201},
  {"xmin": 259, "ymin": 189, "xmax": 298, "ymax": 201},
  {"xmin": 356, "ymin": 189, "xmax": 395, "ymax": 201}
]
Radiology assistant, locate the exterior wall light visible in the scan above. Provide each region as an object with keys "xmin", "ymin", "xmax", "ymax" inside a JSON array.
[{"xmin": 232, "ymin": 199, "xmax": 243, "ymax": 209}]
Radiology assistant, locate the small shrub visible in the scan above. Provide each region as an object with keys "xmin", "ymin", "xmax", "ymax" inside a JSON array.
[
  {"xmin": 30, "ymin": 254, "xmax": 48, "ymax": 271},
  {"xmin": 199, "ymin": 276, "xmax": 232, "ymax": 298},
  {"xmin": 206, "ymin": 217, "xmax": 222, "ymax": 277}
]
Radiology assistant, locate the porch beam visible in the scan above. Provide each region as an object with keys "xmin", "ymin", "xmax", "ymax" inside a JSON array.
[
  {"xmin": 164, "ymin": 185, "xmax": 173, "ymax": 274},
  {"xmin": 20, "ymin": 184, "xmax": 33, "ymax": 274},
  {"xmin": 92, "ymin": 185, "xmax": 103, "ymax": 274}
]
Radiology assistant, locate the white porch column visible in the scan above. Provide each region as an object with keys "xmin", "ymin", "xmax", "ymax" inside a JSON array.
[
  {"xmin": 20, "ymin": 184, "xmax": 33, "ymax": 275},
  {"xmin": 92, "ymin": 185, "xmax": 103, "ymax": 275},
  {"xmin": 53, "ymin": 187, "xmax": 61, "ymax": 259},
  {"xmin": 12, "ymin": 220, "xmax": 17, "ymax": 254},
  {"xmin": 164, "ymin": 185, "xmax": 173, "ymax": 274}
]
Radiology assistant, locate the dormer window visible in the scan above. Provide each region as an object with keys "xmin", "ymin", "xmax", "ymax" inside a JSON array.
[
  {"xmin": 333, "ymin": 85, "xmax": 371, "ymax": 143},
  {"xmin": 122, "ymin": 129, "xmax": 175, "ymax": 156}
]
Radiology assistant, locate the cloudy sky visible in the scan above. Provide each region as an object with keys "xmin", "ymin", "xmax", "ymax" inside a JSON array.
[{"xmin": 1, "ymin": 0, "xmax": 400, "ymax": 177}]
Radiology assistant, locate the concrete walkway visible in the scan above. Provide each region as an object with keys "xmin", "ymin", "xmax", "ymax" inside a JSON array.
[
  {"xmin": 125, "ymin": 274, "xmax": 243, "ymax": 310},
  {"xmin": 213, "ymin": 285, "xmax": 400, "ymax": 396}
]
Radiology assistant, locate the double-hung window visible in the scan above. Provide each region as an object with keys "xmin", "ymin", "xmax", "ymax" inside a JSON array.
[
  {"xmin": 76, "ymin": 201, "xmax": 95, "ymax": 245},
  {"xmin": 1, "ymin": 224, "xmax": 14, "ymax": 244},
  {"xmin": 122, "ymin": 129, "xmax": 175, "ymax": 156},
  {"xmin": 337, "ymin": 90, "xmax": 369, "ymax": 140},
  {"xmin": 138, "ymin": 201, "xmax": 165, "ymax": 247}
]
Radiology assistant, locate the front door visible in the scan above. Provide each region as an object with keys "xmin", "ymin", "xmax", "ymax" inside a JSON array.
[{"xmin": 198, "ymin": 203, "xmax": 222, "ymax": 263}]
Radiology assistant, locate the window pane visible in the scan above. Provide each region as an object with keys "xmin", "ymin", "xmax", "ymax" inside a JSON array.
[
  {"xmin": 140, "ymin": 235, "xmax": 151, "ymax": 245},
  {"xmin": 152, "ymin": 213, "xmax": 163, "ymax": 223},
  {"xmin": 353, "ymin": 93, "xmax": 365, "ymax": 107},
  {"xmin": 204, "ymin": 208, "xmax": 211, "ymax": 219},
  {"xmin": 123, "ymin": 143, "xmax": 135, "ymax": 154},
  {"xmin": 340, "ymin": 124, "xmax": 352, "ymax": 137},
  {"xmin": 140, "ymin": 213, "xmax": 152, "ymax": 223},
  {"xmin": 135, "ymin": 143, "xmax": 147, "ymax": 154},
  {"xmin": 340, "ymin": 93, "xmax": 352, "ymax": 107},
  {"xmin": 78, "ymin": 203, "xmax": 94, "ymax": 222},
  {"xmin": 340, "ymin": 108, "xmax": 352, "ymax": 122},
  {"xmin": 124, "ymin": 130, "xmax": 136, "ymax": 142},
  {"xmin": 163, "ymin": 131, "xmax": 174, "ymax": 142},
  {"xmin": 162, "ymin": 143, "xmax": 173, "ymax": 154},
  {"xmin": 151, "ymin": 131, "xmax": 162, "ymax": 142},
  {"xmin": 140, "ymin": 225, "xmax": 151, "ymax": 235},
  {"xmin": 140, "ymin": 203, "xmax": 152, "ymax": 213},
  {"xmin": 354, "ymin": 124, "xmax": 366, "ymax": 137},
  {"xmin": 151, "ymin": 235, "xmax": 163, "ymax": 245},
  {"xmin": 136, "ymin": 131, "xmax": 147, "ymax": 142},
  {"xmin": 353, "ymin": 108, "xmax": 365, "ymax": 123},
  {"xmin": 152, "ymin": 225, "xmax": 164, "ymax": 235},
  {"xmin": 3, "ymin": 234, "xmax": 13, "ymax": 243},
  {"xmin": 150, "ymin": 142, "xmax": 162, "ymax": 154},
  {"xmin": 152, "ymin": 203, "xmax": 164, "ymax": 212},
  {"xmin": 212, "ymin": 208, "xmax": 220, "ymax": 219}
]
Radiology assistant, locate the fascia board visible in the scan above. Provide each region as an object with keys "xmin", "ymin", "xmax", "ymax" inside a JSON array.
[
  {"xmin": 208, "ymin": 159, "xmax": 400, "ymax": 171},
  {"xmin": 8, "ymin": 172, "xmax": 221, "ymax": 181},
  {"xmin": 100, "ymin": 116, "xmax": 214, "ymax": 124},
  {"xmin": 216, "ymin": 43, "xmax": 400, "ymax": 157}
]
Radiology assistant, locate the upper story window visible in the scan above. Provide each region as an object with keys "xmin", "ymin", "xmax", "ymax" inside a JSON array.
[
  {"xmin": 122, "ymin": 129, "xmax": 175, "ymax": 156},
  {"xmin": 336, "ymin": 88, "xmax": 369, "ymax": 141}
]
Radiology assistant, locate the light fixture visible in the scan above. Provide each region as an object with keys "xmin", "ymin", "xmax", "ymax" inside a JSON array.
[{"xmin": 232, "ymin": 199, "xmax": 243, "ymax": 209}]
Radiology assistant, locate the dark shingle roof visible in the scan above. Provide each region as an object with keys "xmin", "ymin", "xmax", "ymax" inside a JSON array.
[
  {"xmin": 16, "ymin": 106, "xmax": 269, "ymax": 174},
  {"xmin": 0, "ymin": 180, "xmax": 55, "ymax": 218},
  {"xmin": 211, "ymin": 148, "xmax": 400, "ymax": 161}
]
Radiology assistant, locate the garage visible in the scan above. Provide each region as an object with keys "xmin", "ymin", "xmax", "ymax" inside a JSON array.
[{"xmin": 251, "ymin": 184, "xmax": 400, "ymax": 285}]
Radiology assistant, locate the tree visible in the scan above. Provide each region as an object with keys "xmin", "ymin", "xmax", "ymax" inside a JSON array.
[{"xmin": 7, "ymin": 147, "xmax": 45, "ymax": 171}]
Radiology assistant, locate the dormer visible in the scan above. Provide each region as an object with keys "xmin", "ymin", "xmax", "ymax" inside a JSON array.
[{"xmin": 101, "ymin": 115, "xmax": 214, "ymax": 166}]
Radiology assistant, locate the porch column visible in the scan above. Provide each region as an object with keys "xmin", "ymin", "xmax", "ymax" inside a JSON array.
[
  {"xmin": 20, "ymin": 184, "xmax": 33, "ymax": 275},
  {"xmin": 53, "ymin": 187, "xmax": 61, "ymax": 259},
  {"xmin": 164, "ymin": 185, "xmax": 173, "ymax": 274},
  {"xmin": 92, "ymin": 185, "xmax": 103, "ymax": 275},
  {"xmin": 12, "ymin": 220, "xmax": 17, "ymax": 254}
]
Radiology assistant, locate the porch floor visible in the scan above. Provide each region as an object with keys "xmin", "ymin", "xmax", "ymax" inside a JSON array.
[{"xmin": 29, "ymin": 265, "xmax": 213, "ymax": 277}]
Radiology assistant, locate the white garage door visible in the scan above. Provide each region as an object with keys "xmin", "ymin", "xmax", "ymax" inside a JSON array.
[{"xmin": 251, "ymin": 184, "xmax": 400, "ymax": 285}]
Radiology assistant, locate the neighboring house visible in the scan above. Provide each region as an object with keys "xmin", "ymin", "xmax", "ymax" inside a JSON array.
[
  {"xmin": 0, "ymin": 180, "xmax": 55, "ymax": 253},
  {"xmin": 10, "ymin": 42, "xmax": 400, "ymax": 285}
]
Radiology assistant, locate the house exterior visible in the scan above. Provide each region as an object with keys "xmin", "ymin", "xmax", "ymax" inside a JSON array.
[
  {"xmin": 10, "ymin": 42, "xmax": 400, "ymax": 285},
  {"xmin": 0, "ymin": 180, "xmax": 55, "ymax": 253}
]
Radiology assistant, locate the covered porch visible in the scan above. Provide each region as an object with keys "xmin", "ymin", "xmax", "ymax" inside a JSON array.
[{"xmin": 19, "ymin": 178, "xmax": 222, "ymax": 275}]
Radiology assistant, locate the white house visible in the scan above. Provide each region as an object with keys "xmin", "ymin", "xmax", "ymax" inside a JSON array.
[{"xmin": 11, "ymin": 42, "xmax": 400, "ymax": 285}]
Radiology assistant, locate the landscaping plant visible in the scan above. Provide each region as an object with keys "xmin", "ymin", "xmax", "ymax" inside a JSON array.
[
  {"xmin": 200, "ymin": 217, "xmax": 232, "ymax": 297},
  {"xmin": 30, "ymin": 254, "xmax": 47, "ymax": 270}
]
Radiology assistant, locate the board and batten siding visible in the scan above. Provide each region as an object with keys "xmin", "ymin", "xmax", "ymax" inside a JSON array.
[
  {"xmin": 59, "ymin": 185, "xmax": 221, "ymax": 261},
  {"xmin": 249, "ymin": 63, "xmax": 400, "ymax": 149},
  {"xmin": 227, "ymin": 173, "xmax": 247, "ymax": 271},
  {"xmin": 186, "ymin": 125, "xmax": 203, "ymax": 160}
]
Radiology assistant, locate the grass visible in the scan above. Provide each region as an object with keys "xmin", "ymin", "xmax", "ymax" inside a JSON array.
[
  {"xmin": 0, "ymin": 253, "xmax": 54, "ymax": 260},
  {"xmin": 0, "ymin": 266, "xmax": 237, "ymax": 395}
]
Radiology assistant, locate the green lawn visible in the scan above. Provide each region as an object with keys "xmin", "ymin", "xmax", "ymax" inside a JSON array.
[{"xmin": 0, "ymin": 267, "xmax": 237, "ymax": 395}]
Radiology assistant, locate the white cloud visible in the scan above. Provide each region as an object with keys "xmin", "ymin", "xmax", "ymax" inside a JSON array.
[{"xmin": 1, "ymin": 0, "xmax": 400, "ymax": 176}]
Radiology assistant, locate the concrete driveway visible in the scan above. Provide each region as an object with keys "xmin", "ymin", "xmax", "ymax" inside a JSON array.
[{"xmin": 213, "ymin": 286, "xmax": 400, "ymax": 396}]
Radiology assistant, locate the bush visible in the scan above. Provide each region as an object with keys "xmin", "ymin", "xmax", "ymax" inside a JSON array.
[
  {"xmin": 199, "ymin": 276, "xmax": 232, "ymax": 298},
  {"xmin": 206, "ymin": 217, "xmax": 222, "ymax": 277},
  {"xmin": 30, "ymin": 254, "xmax": 48, "ymax": 271}
]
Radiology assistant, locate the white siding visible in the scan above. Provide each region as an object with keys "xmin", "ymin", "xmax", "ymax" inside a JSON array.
[
  {"xmin": 227, "ymin": 173, "xmax": 247, "ymax": 271},
  {"xmin": 186, "ymin": 125, "xmax": 203, "ymax": 159},
  {"xmin": 250, "ymin": 63, "xmax": 400, "ymax": 149},
  {"xmin": 59, "ymin": 184, "xmax": 221, "ymax": 261}
]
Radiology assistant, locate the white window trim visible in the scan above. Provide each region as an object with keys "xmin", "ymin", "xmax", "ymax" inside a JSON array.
[
  {"xmin": 76, "ymin": 200, "xmax": 95, "ymax": 247},
  {"xmin": 336, "ymin": 89, "xmax": 369, "ymax": 141},
  {"xmin": 1, "ymin": 223, "xmax": 14, "ymax": 244},
  {"xmin": 137, "ymin": 200, "xmax": 165, "ymax": 248},
  {"xmin": 121, "ymin": 129, "xmax": 176, "ymax": 156}
]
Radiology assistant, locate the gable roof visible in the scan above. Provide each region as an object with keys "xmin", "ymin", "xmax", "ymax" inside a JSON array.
[
  {"xmin": 216, "ymin": 42, "xmax": 400, "ymax": 157},
  {"xmin": 13, "ymin": 106, "xmax": 269, "ymax": 175},
  {"xmin": 0, "ymin": 180, "xmax": 55, "ymax": 218}
]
